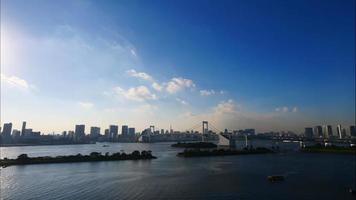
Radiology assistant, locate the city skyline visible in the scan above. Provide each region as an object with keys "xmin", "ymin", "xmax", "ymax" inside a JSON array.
[{"xmin": 1, "ymin": 0, "xmax": 355, "ymax": 133}]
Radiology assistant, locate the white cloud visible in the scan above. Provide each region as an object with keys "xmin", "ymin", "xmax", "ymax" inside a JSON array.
[
  {"xmin": 114, "ymin": 85, "xmax": 157, "ymax": 102},
  {"xmin": 1, "ymin": 73, "xmax": 36, "ymax": 90},
  {"xmin": 126, "ymin": 69, "xmax": 154, "ymax": 82},
  {"xmin": 176, "ymin": 98, "xmax": 189, "ymax": 105},
  {"xmin": 214, "ymin": 99, "xmax": 238, "ymax": 114},
  {"xmin": 275, "ymin": 106, "xmax": 298, "ymax": 113},
  {"xmin": 200, "ymin": 89, "xmax": 216, "ymax": 96},
  {"xmin": 78, "ymin": 101, "xmax": 94, "ymax": 109},
  {"xmin": 152, "ymin": 82, "xmax": 163, "ymax": 91},
  {"xmin": 166, "ymin": 77, "xmax": 195, "ymax": 94}
]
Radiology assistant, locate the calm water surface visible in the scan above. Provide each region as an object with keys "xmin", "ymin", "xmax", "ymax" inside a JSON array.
[{"xmin": 0, "ymin": 141, "xmax": 355, "ymax": 200}]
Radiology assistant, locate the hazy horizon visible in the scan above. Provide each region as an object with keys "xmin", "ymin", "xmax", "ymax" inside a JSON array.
[{"xmin": 1, "ymin": 0, "xmax": 355, "ymax": 134}]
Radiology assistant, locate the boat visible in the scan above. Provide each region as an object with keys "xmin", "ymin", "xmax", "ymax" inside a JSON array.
[
  {"xmin": 102, "ymin": 144, "xmax": 109, "ymax": 147},
  {"xmin": 267, "ymin": 175, "xmax": 285, "ymax": 182}
]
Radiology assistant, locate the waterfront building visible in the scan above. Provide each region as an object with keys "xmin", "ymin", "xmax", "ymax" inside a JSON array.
[
  {"xmin": 109, "ymin": 125, "xmax": 118, "ymax": 139},
  {"xmin": 2, "ymin": 123, "xmax": 12, "ymax": 137},
  {"xmin": 21, "ymin": 121, "xmax": 27, "ymax": 136},
  {"xmin": 122, "ymin": 125, "xmax": 129, "ymax": 136},
  {"xmin": 75, "ymin": 124, "xmax": 85, "ymax": 140},
  {"xmin": 304, "ymin": 127, "xmax": 313, "ymax": 139},
  {"xmin": 341, "ymin": 128, "xmax": 347, "ymax": 138},
  {"xmin": 350, "ymin": 126, "xmax": 356, "ymax": 137},
  {"xmin": 90, "ymin": 127, "xmax": 101, "ymax": 138},
  {"xmin": 324, "ymin": 125, "xmax": 333, "ymax": 138},
  {"xmin": 128, "ymin": 128, "xmax": 135, "ymax": 136},
  {"xmin": 314, "ymin": 126, "xmax": 323, "ymax": 138}
]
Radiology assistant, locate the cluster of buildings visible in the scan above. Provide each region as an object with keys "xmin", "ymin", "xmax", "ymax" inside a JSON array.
[
  {"xmin": 1, "ymin": 121, "xmax": 355, "ymax": 145},
  {"xmin": 304, "ymin": 125, "xmax": 356, "ymax": 140},
  {"xmin": 0, "ymin": 122, "xmax": 140, "ymax": 145},
  {"xmin": 69, "ymin": 124, "xmax": 137, "ymax": 142},
  {"xmin": 0, "ymin": 122, "xmax": 41, "ymax": 144}
]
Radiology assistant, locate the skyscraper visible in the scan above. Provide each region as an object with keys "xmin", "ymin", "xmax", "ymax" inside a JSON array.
[
  {"xmin": 304, "ymin": 127, "xmax": 313, "ymax": 139},
  {"xmin": 122, "ymin": 125, "xmax": 129, "ymax": 136},
  {"xmin": 350, "ymin": 126, "xmax": 356, "ymax": 137},
  {"xmin": 314, "ymin": 126, "xmax": 323, "ymax": 138},
  {"xmin": 21, "ymin": 121, "xmax": 26, "ymax": 136},
  {"xmin": 326, "ymin": 125, "xmax": 333, "ymax": 137},
  {"xmin": 2, "ymin": 123, "xmax": 12, "ymax": 137},
  {"xmin": 336, "ymin": 124, "xmax": 342, "ymax": 139},
  {"xmin": 128, "ymin": 128, "xmax": 135, "ymax": 136},
  {"xmin": 90, "ymin": 127, "xmax": 101, "ymax": 138},
  {"xmin": 75, "ymin": 124, "xmax": 85, "ymax": 140},
  {"xmin": 109, "ymin": 125, "xmax": 118, "ymax": 139}
]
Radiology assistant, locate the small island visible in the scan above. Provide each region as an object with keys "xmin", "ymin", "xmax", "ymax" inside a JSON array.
[
  {"xmin": 177, "ymin": 147, "xmax": 274, "ymax": 157},
  {"xmin": 171, "ymin": 142, "xmax": 217, "ymax": 148},
  {"xmin": 0, "ymin": 150, "xmax": 156, "ymax": 167},
  {"xmin": 301, "ymin": 144, "xmax": 356, "ymax": 154}
]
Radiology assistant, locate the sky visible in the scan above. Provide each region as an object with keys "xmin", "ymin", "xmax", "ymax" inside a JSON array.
[{"xmin": 1, "ymin": 0, "xmax": 355, "ymax": 134}]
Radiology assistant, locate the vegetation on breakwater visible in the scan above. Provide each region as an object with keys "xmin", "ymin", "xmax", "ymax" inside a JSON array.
[
  {"xmin": 177, "ymin": 147, "xmax": 274, "ymax": 157},
  {"xmin": 301, "ymin": 144, "xmax": 356, "ymax": 154},
  {"xmin": 0, "ymin": 150, "xmax": 156, "ymax": 167},
  {"xmin": 171, "ymin": 142, "xmax": 217, "ymax": 148}
]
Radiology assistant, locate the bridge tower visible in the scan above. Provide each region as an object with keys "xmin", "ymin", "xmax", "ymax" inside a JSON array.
[
  {"xmin": 202, "ymin": 121, "xmax": 208, "ymax": 142},
  {"xmin": 149, "ymin": 125, "xmax": 155, "ymax": 134}
]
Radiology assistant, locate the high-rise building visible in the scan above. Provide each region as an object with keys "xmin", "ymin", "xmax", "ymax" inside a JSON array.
[
  {"xmin": 341, "ymin": 128, "xmax": 347, "ymax": 138},
  {"xmin": 75, "ymin": 124, "xmax": 85, "ymax": 140},
  {"xmin": 104, "ymin": 129, "xmax": 109, "ymax": 138},
  {"xmin": 128, "ymin": 128, "xmax": 135, "ymax": 136},
  {"xmin": 12, "ymin": 130, "xmax": 21, "ymax": 138},
  {"xmin": 122, "ymin": 125, "xmax": 129, "ymax": 136},
  {"xmin": 336, "ymin": 124, "xmax": 342, "ymax": 139},
  {"xmin": 21, "ymin": 121, "xmax": 27, "ymax": 136},
  {"xmin": 109, "ymin": 125, "xmax": 118, "ymax": 138},
  {"xmin": 2, "ymin": 123, "xmax": 12, "ymax": 138},
  {"xmin": 304, "ymin": 127, "xmax": 313, "ymax": 139},
  {"xmin": 324, "ymin": 125, "xmax": 333, "ymax": 138},
  {"xmin": 350, "ymin": 126, "xmax": 356, "ymax": 137},
  {"xmin": 314, "ymin": 126, "xmax": 323, "ymax": 138},
  {"xmin": 90, "ymin": 127, "xmax": 101, "ymax": 138}
]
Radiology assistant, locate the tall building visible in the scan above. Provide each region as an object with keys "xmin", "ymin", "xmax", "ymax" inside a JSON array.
[
  {"xmin": 104, "ymin": 129, "xmax": 109, "ymax": 138},
  {"xmin": 128, "ymin": 128, "xmax": 135, "ymax": 136},
  {"xmin": 324, "ymin": 125, "xmax": 333, "ymax": 138},
  {"xmin": 121, "ymin": 125, "xmax": 129, "ymax": 136},
  {"xmin": 350, "ymin": 126, "xmax": 356, "ymax": 137},
  {"xmin": 109, "ymin": 125, "xmax": 118, "ymax": 139},
  {"xmin": 304, "ymin": 127, "xmax": 313, "ymax": 139},
  {"xmin": 2, "ymin": 123, "xmax": 12, "ymax": 138},
  {"xmin": 90, "ymin": 127, "xmax": 101, "ymax": 138},
  {"xmin": 75, "ymin": 124, "xmax": 85, "ymax": 140},
  {"xmin": 21, "ymin": 121, "xmax": 27, "ymax": 136},
  {"xmin": 341, "ymin": 128, "xmax": 347, "ymax": 138},
  {"xmin": 336, "ymin": 124, "xmax": 342, "ymax": 139},
  {"xmin": 314, "ymin": 126, "xmax": 323, "ymax": 138}
]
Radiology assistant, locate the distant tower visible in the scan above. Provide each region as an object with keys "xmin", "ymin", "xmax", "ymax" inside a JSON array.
[
  {"xmin": 150, "ymin": 125, "xmax": 155, "ymax": 134},
  {"xmin": 21, "ymin": 121, "xmax": 27, "ymax": 136}
]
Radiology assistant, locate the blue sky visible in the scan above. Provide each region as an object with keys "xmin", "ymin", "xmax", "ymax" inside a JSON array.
[{"xmin": 1, "ymin": 0, "xmax": 355, "ymax": 133}]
